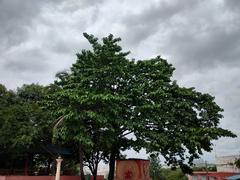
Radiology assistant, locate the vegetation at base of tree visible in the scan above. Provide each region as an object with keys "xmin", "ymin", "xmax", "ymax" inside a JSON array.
[
  {"xmin": 149, "ymin": 155, "xmax": 187, "ymax": 180},
  {"xmin": 161, "ymin": 168, "xmax": 188, "ymax": 180},
  {"xmin": 149, "ymin": 154, "xmax": 165, "ymax": 180},
  {"xmin": 0, "ymin": 33, "xmax": 237, "ymax": 179}
]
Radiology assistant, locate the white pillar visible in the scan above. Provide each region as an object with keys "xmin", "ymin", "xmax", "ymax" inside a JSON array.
[{"xmin": 55, "ymin": 156, "xmax": 63, "ymax": 180}]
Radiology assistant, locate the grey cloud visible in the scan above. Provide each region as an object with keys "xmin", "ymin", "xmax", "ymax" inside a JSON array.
[
  {"xmin": 60, "ymin": 0, "xmax": 105, "ymax": 11},
  {"xmin": 0, "ymin": 0, "xmax": 46, "ymax": 49},
  {"xmin": 141, "ymin": 1, "xmax": 240, "ymax": 76},
  {"xmin": 0, "ymin": 0, "xmax": 83, "ymax": 51},
  {"xmin": 168, "ymin": 26, "xmax": 240, "ymax": 69},
  {"xmin": 3, "ymin": 48, "xmax": 49, "ymax": 73},
  {"xmin": 120, "ymin": 0, "xmax": 199, "ymax": 45},
  {"xmin": 42, "ymin": 30, "xmax": 83, "ymax": 54},
  {"xmin": 215, "ymin": 137, "xmax": 240, "ymax": 155},
  {"xmin": 224, "ymin": 0, "xmax": 240, "ymax": 12},
  {"xmin": 34, "ymin": 1, "xmax": 102, "ymax": 55}
]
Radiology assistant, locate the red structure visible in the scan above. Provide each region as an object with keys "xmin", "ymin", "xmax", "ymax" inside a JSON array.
[
  {"xmin": 0, "ymin": 176, "xmax": 104, "ymax": 180},
  {"xmin": 115, "ymin": 159, "xmax": 151, "ymax": 180}
]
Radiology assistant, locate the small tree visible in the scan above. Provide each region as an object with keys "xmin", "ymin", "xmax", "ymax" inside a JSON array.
[
  {"xmin": 0, "ymin": 84, "xmax": 54, "ymax": 173},
  {"xmin": 149, "ymin": 154, "xmax": 165, "ymax": 180}
]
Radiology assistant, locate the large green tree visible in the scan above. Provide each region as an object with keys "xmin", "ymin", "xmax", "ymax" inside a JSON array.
[{"xmin": 44, "ymin": 33, "xmax": 236, "ymax": 180}]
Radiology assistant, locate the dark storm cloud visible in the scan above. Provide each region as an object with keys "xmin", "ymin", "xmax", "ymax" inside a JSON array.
[
  {"xmin": 0, "ymin": 0, "xmax": 47, "ymax": 49},
  {"xmin": 224, "ymin": 0, "xmax": 240, "ymax": 11},
  {"xmin": 0, "ymin": 0, "xmax": 91, "ymax": 85},
  {"xmin": 112, "ymin": 0, "xmax": 240, "ymax": 72},
  {"xmin": 3, "ymin": 48, "xmax": 49, "ymax": 72},
  {"xmin": 131, "ymin": 0, "xmax": 240, "ymax": 73},
  {"xmin": 0, "ymin": 0, "xmax": 95, "ymax": 55},
  {"xmin": 121, "ymin": 0, "xmax": 198, "ymax": 45},
  {"xmin": 166, "ymin": 25, "xmax": 240, "ymax": 69}
]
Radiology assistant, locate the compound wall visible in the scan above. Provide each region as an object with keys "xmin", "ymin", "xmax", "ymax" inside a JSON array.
[{"xmin": 0, "ymin": 176, "xmax": 104, "ymax": 180}]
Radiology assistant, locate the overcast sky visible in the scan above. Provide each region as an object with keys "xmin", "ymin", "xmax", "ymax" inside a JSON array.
[{"xmin": 1, "ymin": 0, "xmax": 240, "ymax": 162}]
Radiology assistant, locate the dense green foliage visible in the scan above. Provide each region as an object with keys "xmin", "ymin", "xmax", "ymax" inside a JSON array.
[{"xmin": 0, "ymin": 84, "xmax": 53, "ymax": 172}]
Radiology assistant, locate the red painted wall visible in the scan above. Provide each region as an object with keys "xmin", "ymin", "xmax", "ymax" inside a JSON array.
[
  {"xmin": 0, "ymin": 176, "xmax": 104, "ymax": 180},
  {"xmin": 115, "ymin": 159, "xmax": 150, "ymax": 180},
  {"xmin": 6, "ymin": 177, "xmax": 54, "ymax": 180}
]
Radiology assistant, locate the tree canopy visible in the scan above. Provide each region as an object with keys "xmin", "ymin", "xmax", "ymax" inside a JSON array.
[{"xmin": 44, "ymin": 33, "xmax": 236, "ymax": 180}]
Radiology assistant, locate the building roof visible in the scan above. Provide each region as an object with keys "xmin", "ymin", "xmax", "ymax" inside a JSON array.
[{"xmin": 30, "ymin": 144, "xmax": 72, "ymax": 156}]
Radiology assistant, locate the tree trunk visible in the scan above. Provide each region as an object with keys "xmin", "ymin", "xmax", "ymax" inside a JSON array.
[
  {"xmin": 79, "ymin": 144, "xmax": 85, "ymax": 180},
  {"xmin": 51, "ymin": 159, "xmax": 56, "ymax": 176},
  {"xmin": 93, "ymin": 162, "xmax": 98, "ymax": 180},
  {"xmin": 24, "ymin": 153, "xmax": 29, "ymax": 175},
  {"xmin": 28, "ymin": 153, "xmax": 33, "ymax": 175},
  {"xmin": 47, "ymin": 157, "xmax": 52, "ymax": 175},
  {"xmin": 10, "ymin": 159, "xmax": 14, "ymax": 175},
  {"xmin": 108, "ymin": 149, "xmax": 116, "ymax": 180}
]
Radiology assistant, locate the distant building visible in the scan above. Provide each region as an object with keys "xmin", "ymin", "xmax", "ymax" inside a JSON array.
[
  {"xmin": 188, "ymin": 171, "xmax": 237, "ymax": 180},
  {"xmin": 188, "ymin": 155, "xmax": 240, "ymax": 180},
  {"xmin": 216, "ymin": 155, "xmax": 240, "ymax": 173},
  {"xmin": 193, "ymin": 158, "xmax": 206, "ymax": 167},
  {"xmin": 193, "ymin": 158, "xmax": 216, "ymax": 169}
]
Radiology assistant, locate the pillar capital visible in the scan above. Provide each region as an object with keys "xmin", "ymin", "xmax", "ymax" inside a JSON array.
[{"xmin": 56, "ymin": 156, "xmax": 63, "ymax": 163}]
